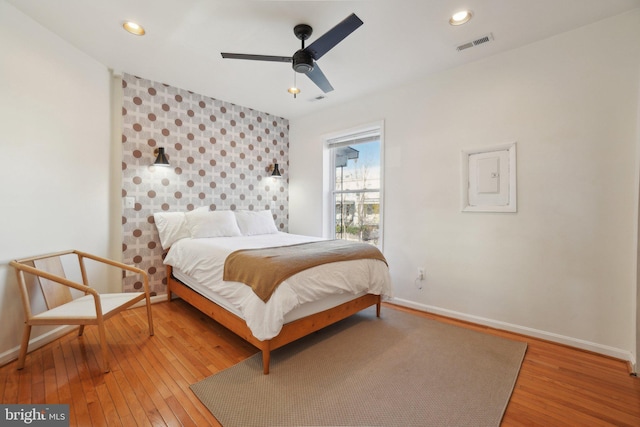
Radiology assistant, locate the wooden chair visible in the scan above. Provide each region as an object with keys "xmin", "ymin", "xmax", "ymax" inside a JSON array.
[{"xmin": 10, "ymin": 250, "xmax": 154, "ymax": 373}]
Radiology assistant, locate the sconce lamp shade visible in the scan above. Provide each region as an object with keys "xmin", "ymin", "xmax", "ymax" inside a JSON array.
[
  {"xmin": 271, "ymin": 163, "xmax": 282, "ymax": 177},
  {"xmin": 154, "ymin": 147, "xmax": 170, "ymax": 167}
]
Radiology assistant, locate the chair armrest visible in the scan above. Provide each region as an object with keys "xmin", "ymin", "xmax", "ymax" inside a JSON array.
[{"xmin": 74, "ymin": 250, "xmax": 151, "ymax": 294}]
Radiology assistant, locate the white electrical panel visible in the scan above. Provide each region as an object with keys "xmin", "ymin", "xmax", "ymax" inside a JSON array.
[{"xmin": 461, "ymin": 142, "xmax": 516, "ymax": 213}]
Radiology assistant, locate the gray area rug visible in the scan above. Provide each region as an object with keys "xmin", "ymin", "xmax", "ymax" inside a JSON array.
[{"xmin": 191, "ymin": 306, "xmax": 527, "ymax": 426}]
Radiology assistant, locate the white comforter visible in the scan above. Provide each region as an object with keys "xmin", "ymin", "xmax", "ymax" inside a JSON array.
[{"xmin": 164, "ymin": 232, "xmax": 393, "ymax": 340}]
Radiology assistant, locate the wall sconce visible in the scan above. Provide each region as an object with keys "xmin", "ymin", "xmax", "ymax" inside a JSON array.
[
  {"xmin": 153, "ymin": 147, "xmax": 170, "ymax": 167},
  {"xmin": 268, "ymin": 163, "xmax": 282, "ymax": 177}
]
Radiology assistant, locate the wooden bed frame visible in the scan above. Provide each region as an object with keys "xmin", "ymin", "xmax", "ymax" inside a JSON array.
[{"xmin": 165, "ymin": 265, "xmax": 381, "ymax": 374}]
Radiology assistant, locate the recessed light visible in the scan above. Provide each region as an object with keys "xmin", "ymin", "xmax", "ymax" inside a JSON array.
[
  {"xmin": 123, "ymin": 21, "xmax": 145, "ymax": 36},
  {"xmin": 449, "ymin": 10, "xmax": 472, "ymax": 26}
]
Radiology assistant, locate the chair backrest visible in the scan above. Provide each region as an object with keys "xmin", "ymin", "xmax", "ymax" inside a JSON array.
[{"xmin": 30, "ymin": 256, "xmax": 73, "ymax": 310}]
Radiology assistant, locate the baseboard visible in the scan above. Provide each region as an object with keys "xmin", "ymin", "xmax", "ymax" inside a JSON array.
[
  {"xmin": 133, "ymin": 294, "xmax": 166, "ymax": 307},
  {"xmin": 389, "ymin": 297, "xmax": 634, "ymax": 365},
  {"xmin": 5, "ymin": 295, "xmax": 634, "ymax": 374},
  {"xmin": 0, "ymin": 325, "xmax": 77, "ymax": 368},
  {"xmin": 0, "ymin": 294, "xmax": 166, "ymax": 368}
]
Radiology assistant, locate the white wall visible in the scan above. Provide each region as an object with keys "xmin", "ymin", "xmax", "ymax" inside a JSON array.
[
  {"xmin": 0, "ymin": 2, "xmax": 113, "ymax": 364},
  {"xmin": 290, "ymin": 10, "xmax": 640, "ymax": 362},
  {"xmin": 1, "ymin": 0, "xmax": 637, "ymax": 369}
]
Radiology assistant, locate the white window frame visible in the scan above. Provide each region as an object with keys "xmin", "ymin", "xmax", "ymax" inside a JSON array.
[{"xmin": 323, "ymin": 121, "xmax": 385, "ymax": 250}]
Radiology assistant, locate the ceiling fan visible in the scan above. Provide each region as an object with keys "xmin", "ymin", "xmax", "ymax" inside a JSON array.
[{"xmin": 221, "ymin": 13, "xmax": 363, "ymax": 94}]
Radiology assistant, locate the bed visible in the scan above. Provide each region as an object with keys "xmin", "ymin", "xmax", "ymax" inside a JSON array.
[{"xmin": 155, "ymin": 209, "xmax": 393, "ymax": 374}]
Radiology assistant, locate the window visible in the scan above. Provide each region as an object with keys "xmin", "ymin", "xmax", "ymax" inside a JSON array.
[{"xmin": 326, "ymin": 124, "xmax": 383, "ymax": 248}]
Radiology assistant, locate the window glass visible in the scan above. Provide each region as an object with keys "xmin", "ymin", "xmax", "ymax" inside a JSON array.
[{"xmin": 330, "ymin": 134, "xmax": 382, "ymax": 247}]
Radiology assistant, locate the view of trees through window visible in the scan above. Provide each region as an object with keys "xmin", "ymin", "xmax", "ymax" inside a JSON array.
[{"xmin": 331, "ymin": 135, "xmax": 381, "ymax": 247}]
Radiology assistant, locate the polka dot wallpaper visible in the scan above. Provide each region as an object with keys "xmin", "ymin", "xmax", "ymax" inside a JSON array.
[{"xmin": 121, "ymin": 74, "xmax": 289, "ymax": 294}]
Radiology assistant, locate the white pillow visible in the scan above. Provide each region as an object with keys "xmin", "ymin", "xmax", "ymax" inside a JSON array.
[
  {"xmin": 154, "ymin": 207, "xmax": 208, "ymax": 249},
  {"xmin": 234, "ymin": 210, "xmax": 279, "ymax": 236},
  {"xmin": 185, "ymin": 210, "xmax": 242, "ymax": 238}
]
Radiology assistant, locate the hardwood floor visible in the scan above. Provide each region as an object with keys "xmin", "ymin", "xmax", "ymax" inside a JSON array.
[{"xmin": 1, "ymin": 300, "xmax": 639, "ymax": 426}]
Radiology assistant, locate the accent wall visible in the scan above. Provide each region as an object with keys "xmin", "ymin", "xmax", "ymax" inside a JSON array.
[{"xmin": 120, "ymin": 74, "xmax": 289, "ymax": 294}]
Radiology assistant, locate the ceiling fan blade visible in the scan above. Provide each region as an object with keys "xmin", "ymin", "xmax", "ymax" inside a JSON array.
[
  {"xmin": 304, "ymin": 13, "xmax": 363, "ymax": 61},
  {"xmin": 306, "ymin": 63, "xmax": 334, "ymax": 93},
  {"xmin": 221, "ymin": 53, "xmax": 292, "ymax": 63}
]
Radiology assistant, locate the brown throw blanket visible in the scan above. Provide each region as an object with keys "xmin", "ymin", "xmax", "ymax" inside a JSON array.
[{"xmin": 223, "ymin": 239, "xmax": 387, "ymax": 302}]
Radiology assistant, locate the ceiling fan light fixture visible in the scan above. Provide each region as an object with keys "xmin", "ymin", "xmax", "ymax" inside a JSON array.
[
  {"xmin": 449, "ymin": 10, "xmax": 472, "ymax": 26},
  {"xmin": 288, "ymin": 70, "xmax": 300, "ymax": 98},
  {"xmin": 123, "ymin": 21, "xmax": 146, "ymax": 35},
  {"xmin": 294, "ymin": 62, "xmax": 313, "ymax": 73},
  {"xmin": 292, "ymin": 50, "xmax": 314, "ymax": 73}
]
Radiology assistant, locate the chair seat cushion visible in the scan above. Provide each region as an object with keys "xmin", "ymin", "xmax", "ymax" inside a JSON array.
[{"xmin": 33, "ymin": 293, "xmax": 145, "ymax": 320}]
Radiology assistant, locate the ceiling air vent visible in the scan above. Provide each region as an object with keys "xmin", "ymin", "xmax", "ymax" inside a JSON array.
[{"xmin": 457, "ymin": 33, "xmax": 494, "ymax": 52}]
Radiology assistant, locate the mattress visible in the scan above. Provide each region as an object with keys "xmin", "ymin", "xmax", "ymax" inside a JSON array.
[{"xmin": 164, "ymin": 232, "xmax": 393, "ymax": 340}]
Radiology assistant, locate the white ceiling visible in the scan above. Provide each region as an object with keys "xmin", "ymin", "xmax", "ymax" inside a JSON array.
[{"xmin": 7, "ymin": 0, "xmax": 640, "ymax": 119}]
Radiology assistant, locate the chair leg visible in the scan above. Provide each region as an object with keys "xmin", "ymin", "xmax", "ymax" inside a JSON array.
[
  {"xmin": 17, "ymin": 324, "xmax": 31, "ymax": 370},
  {"xmin": 145, "ymin": 296, "xmax": 154, "ymax": 336},
  {"xmin": 78, "ymin": 325, "xmax": 85, "ymax": 336},
  {"xmin": 97, "ymin": 324, "xmax": 110, "ymax": 373}
]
